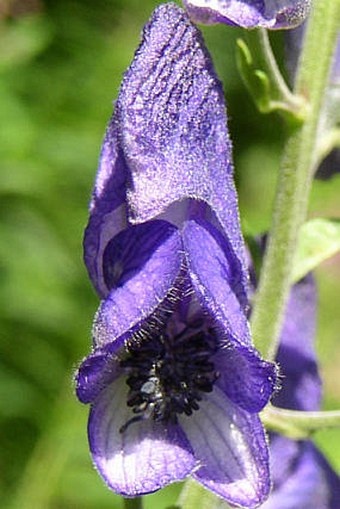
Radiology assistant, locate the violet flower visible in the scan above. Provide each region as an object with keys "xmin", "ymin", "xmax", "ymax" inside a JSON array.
[
  {"xmin": 183, "ymin": 0, "xmax": 311, "ymax": 30},
  {"xmin": 262, "ymin": 275, "xmax": 340, "ymax": 508},
  {"xmin": 76, "ymin": 3, "xmax": 276, "ymax": 507}
]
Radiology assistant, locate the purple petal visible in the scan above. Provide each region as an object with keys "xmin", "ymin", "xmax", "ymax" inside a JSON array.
[
  {"xmin": 116, "ymin": 3, "xmax": 249, "ymax": 293},
  {"xmin": 215, "ymin": 345, "xmax": 278, "ymax": 413},
  {"xmin": 84, "ymin": 115, "xmax": 128, "ymax": 297},
  {"xmin": 88, "ymin": 377, "xmax": 196, "ymax": 496},
  {"xmin": 182, "ymin": 218, "xmax": 250, "ymax": 344},
  {"xmin": 102, "ymin": 220, "xmax": 179, "ymax": 290},
  {"xmin": 92, "ymin": 222, "xmax": 184, "ymax": 349},
  {"xmin": 263, "ymin": 274, "xmax": 340, "ymax": 507},
  {"xmin": 179, "ymin": 386, "xmax": 270, "ymax": 507},
  {"xmin": 183, "ymin": 0, "xmax": 311, "ymax": 29},
  {"xmin": 183, "ymin": 219, "xmax": 277, "ymax": 410},
  {"xmin": 262, "ymin": 440, "xmax": 340, "ymax": 509},
  {"xmin": 274, "ymin": 274, "xmax": 321, "ymax": 411},
  {"xmin": 76, "ymin": 349, "xmax": 119, "ymax": 404},
  {"xmin": 76, "ymin": 336, "xmax": 130, "ymax": 403},
  {"xmin": 269, "ymin": 434, "xmax": 301, "ymax": 488}
]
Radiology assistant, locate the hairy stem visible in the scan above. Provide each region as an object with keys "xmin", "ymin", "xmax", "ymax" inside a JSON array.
[
  {"xmin": 124, "ymin": 497, "xmax": 144, "ymax": 509},
  {"xmin": 262, "ymin": 405, "xmax": 340, "ymax": 439},
  {"xmin": 251, "ymin": 0, "xmax": 340, "ymax": 360}
]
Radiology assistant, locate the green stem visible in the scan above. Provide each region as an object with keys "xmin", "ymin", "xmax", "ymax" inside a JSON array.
[
  {"xmin": 261, "ymin": 405, "xmax": 340, "ymax": 439},
  {"xmin": 245, "ymin": 28, "xmax": 304, "ymax": 117},
  {"xmin": 124, "ymin": 497, "xmax": 143, "ymax": 509},
  {"xmin": 250, "ymin": 0, "xmax": 340, "ymax": 360}
]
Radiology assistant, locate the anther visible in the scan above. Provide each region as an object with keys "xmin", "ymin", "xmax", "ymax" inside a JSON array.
[{"xmin": 119, "ymin": 328, "xmax": 219, "ymax": 432}]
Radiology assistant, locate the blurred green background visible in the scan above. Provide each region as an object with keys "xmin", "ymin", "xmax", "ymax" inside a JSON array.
[{"xmin": 0, "ymin": 1, "xmax": 339, "ymax": 508}]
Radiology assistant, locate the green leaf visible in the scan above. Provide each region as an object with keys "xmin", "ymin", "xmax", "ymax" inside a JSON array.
[
  {"xmin": 236, "ymin": 39, "xmax": 272, "ymax": 113},
  {"xmin": 292, "ymin": 218, "xmax": 340, "ymax": 282},
  {"xmin": 236, "ymin": 34, "xmax": 305, "ymax": 124}
]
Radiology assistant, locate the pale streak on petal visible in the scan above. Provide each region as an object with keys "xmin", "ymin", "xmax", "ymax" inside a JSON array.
[
  {"xmin": 179, "ymin": 386, "xmax": 270, "ymax": 507},
  {"xmin": 88, "ymin": 377, "xmax": 196, "ymax": 496}
]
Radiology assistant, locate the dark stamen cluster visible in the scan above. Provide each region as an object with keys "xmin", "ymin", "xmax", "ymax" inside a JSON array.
[{"xmin": 119, "ymin": 328, "xmax": 219, "ymax": 432}]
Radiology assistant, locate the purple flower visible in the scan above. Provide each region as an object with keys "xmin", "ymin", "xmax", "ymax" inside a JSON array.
[
  {"xmin": 262, "ymin": 275, "xmax": 340, "ymax": 508},
  {"xmin": 76, "ymin": 3, "xmax": 276, "ymax": 507},
  {"xmin": 183, "ymin": 0, "xmax": 311, "ymax": 29}
]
